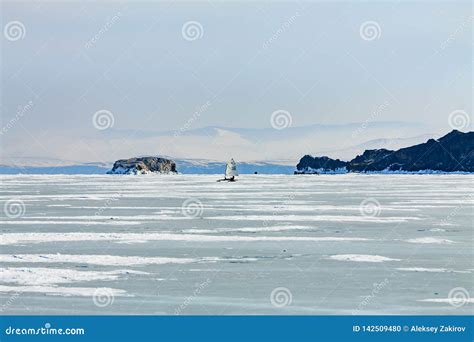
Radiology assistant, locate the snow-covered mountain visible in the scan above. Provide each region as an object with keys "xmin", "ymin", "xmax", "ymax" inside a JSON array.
[
  {"xmin": 2, "ymin": 121, "xmax": 437, "ymax": 165},
  {"xmin": 89, "ymin": 121, "xmax": 436, "ymax": 162},
  {"xmin": 0, "ymin": 121, "xmax": 441, "ymax": 174}
]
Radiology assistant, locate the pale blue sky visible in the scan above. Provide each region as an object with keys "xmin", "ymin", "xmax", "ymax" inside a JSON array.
[{"xmin": 0, "ymin": 1, "xmax": 472, "ymax": 162}]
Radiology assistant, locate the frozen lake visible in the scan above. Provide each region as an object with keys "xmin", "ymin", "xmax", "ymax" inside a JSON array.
[{"xmin": 0, "ymin": 174, "xmax": 472, "ymax": 315}]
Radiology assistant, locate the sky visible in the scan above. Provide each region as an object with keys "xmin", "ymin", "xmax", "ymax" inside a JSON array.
[{"xmin": 0, "ymin": 1, "xmax": 472, "ymax": 164}]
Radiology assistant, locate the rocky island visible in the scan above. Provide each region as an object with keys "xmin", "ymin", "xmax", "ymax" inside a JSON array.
[
  {"xmin": 107, "ymin": 157, "xmax": 177, "ymax": 175},
  {"xmin": 296, "ymin": 130, "xmax": 474, "ymax": 174}
]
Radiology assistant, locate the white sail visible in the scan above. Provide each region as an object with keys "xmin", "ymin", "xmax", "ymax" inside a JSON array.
[{"xmin": 225, "ymin": 158, "xmax": 238, "ymax": 179}]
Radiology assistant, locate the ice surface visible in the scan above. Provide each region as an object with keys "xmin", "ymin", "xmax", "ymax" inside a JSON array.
[{"xmin": 0, "ymin": 174, "xmax": 472, "ymax": 314}]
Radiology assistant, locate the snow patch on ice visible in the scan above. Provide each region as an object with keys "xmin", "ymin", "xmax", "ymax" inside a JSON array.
[
  {"xmin": 327, "ymin": 254, "xmax": 401, "ymax": 263},
  {"xmin": 405, "ymin": 237, "xmax": 455, "ymax": 244},
  {"xmin": 0, "ymin": 220, "xmax": 142, "ymax": 226},
  {"xmin": 0, "ymin": 285, "xmax": 128, "ymax": 297},
  {"xmin": 418, "ymin": 298, "xmax": 474, "ymax": 304},
  {"xmin": 182, "ymin": 225, "xmax": 314, "ymax": 234},
  {"xmin": 0, "ymin": 254, "xmax": 196, "ymax": 266},
  {"xmin": 0, "ymin": 267, "xmax": 147, "ymax": 285},
  {"xmin": 0, "ymin": 232, "xmax": 371, "ymax": 245},
  {"xmin": 0, "ymin": 254, "xmax": 264, "ymax": 266},
  {"xmin": 396, "ymin": 267, "xmax": 470, "ymax": 273},
  {"xmin": 208, "ymin": 215, "xmax": 419, "ymax": 223}
]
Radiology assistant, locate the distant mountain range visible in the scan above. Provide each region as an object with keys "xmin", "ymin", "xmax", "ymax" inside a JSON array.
[
  {"xmin": 296, "ymin": 130, "xmax": 474, "ymax": 173},
  {"xmin": 0, "ymin": 159, "xmax": 295, "ymax": 175},
  {"xmin": 94, "ymin": 121, "xmax": 435, "ymax": 162},
  {"xmin": 0, "ymin": 121, "xmax": 458, "ymax": 175},
  {"xmin": 1, "ymin": 120, "xmax": 438, "ymax": 168}
]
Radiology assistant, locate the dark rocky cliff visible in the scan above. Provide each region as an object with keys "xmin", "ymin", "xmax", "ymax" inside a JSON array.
[
  {"xmin": 295, "ymin": 155, "xmax": 348, "ymax": 173},
  {"xmin": 296, "ymin": 130, "xmax": 474, "ymax": 173}
]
